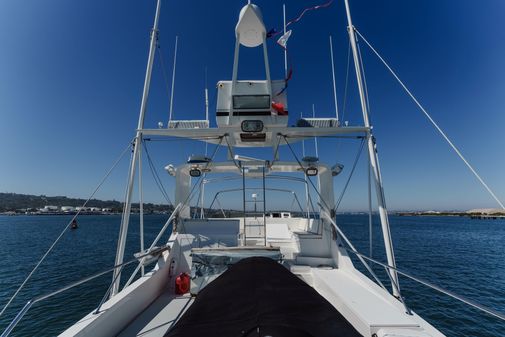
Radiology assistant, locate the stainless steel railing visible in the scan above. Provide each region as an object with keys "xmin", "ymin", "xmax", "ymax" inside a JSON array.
[
  {"xmin": 344, "ymin": 247, "xmax": 505, "ymax": 322},
  {"xmin": 321, "ymin": 209, "xmax": 505, "ymax": 322},
  {"xmin": 0, "ymin": 245, "xmax": 170, "ymax": 337}
]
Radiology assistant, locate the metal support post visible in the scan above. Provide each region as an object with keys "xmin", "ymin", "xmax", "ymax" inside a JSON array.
[
  {"xmin": 139, "ymin": 141, "xmax": 145, "ymax": 277},
  {"xmin": 368, "ymin": 145, "xmax": 372, "ymax": 258},
  {"xmin": 111, "ymin": 0, "xmax": 162, "ymax": 297},
  {"xmin": 262, "ymin": 165, "xmax": 267, "ymax": 246},
  {"xmin": 343, "ymin": 0, "xmax": 400, "ymax": 296},
  {"xmin": 242, "ymin": 165, "xmax": 247, "ymax": 245}
]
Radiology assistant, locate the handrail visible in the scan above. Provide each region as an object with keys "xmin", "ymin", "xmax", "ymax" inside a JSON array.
[
  {"xmin": 345, "ymin": 248, "xmax": 505, "ymax": 322},
  {"xmin": 0, "ymin": 245, "xmax": 170, "ymax": 337}
]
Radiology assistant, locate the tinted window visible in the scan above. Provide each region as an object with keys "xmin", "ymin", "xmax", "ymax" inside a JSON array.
[{"xmin": 233, "ymin": 95, "xmax": 270, "ymax": 109}]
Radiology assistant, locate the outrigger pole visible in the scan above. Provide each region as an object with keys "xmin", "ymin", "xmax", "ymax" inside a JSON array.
[
  {"xmin": 343, "ymin": 0, "xmax": 400, "ymax": 297},
  {"xmin": 111, "ymin": 0, "xmax": 162, "ymax": 297},
  {"xmin": 283, "ymin": 4, "xmax": 287, "ymax": 77}
]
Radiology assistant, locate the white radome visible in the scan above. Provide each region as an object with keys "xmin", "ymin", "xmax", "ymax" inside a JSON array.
[{"xmin": 235, "ymin": 4, "xmax": 266, "ymax": 48}]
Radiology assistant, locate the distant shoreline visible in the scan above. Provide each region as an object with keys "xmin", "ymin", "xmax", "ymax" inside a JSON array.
[
  {"xmin": 396, "ymin": 211, "xmax": 505, "ymax": 219},
  {"xmin": 0, "ymin": 211, "xmax": 168, "ymax": 216}
]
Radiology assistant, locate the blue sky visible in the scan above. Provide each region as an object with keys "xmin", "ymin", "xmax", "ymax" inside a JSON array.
[{"xmin": 1, "ymin": 0, "xmax": 504, "ymax": 211}]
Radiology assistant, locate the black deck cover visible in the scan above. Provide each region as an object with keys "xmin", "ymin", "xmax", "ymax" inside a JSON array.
[{"xmin": 165, "ymin": 257, "xmax": 361, "ymax": 337}]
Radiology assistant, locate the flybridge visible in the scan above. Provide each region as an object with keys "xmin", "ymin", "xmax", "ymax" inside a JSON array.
[
  {"xmin": 216, "ymin": 3, "xmax": 288, "ymax": 129},
  {"xmin": 157, "ymin": 3, "xmax": 352, "ymax": 147}
]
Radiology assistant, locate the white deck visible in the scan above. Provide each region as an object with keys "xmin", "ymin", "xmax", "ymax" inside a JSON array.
[
  {"xmin": 118, "ymin": 293, "xmax": 194, "ymax": 337},
  {"xmin": 113, "ymin": 263, "xmax": 443, "ymax": 337},
  {"xmin": 57, "ymin": 217, "xmax": 444, "ymax": 337},
  {"xmin": 312, "ymin": 267, "xmax": 443, "ymax": 337}
]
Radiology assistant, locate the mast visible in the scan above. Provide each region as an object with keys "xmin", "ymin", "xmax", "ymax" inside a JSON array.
[
  {"xmin": 111, "ymin": 0, "xmax": 162, "ymax": 297},
  {"xmin": 343, "ymin": 0, "xmax": 400, "ymax": 297}
]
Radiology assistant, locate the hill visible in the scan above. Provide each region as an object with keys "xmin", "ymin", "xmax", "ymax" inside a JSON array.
[{"xmin": 0, "ymin": 192, "xmax": 171, "ymax": 213}]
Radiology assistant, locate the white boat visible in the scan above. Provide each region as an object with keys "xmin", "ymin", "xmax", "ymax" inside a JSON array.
[{"xmin": 2, "ymin": 1, "xmax": 504, "ymax": 336}]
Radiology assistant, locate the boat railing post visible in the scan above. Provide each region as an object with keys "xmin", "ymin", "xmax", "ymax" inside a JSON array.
[{"xmin": 343, "ymin": 0, "xmax": 400, "ymax": 297}]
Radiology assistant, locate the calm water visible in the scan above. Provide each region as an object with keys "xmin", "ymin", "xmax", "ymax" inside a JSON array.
[{"xmin": 0, "ymin": 214, "xmax": 504, "ymax": 336}]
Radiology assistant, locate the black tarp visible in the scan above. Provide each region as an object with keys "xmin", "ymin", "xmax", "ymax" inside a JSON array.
[{"xmin": 165, "ymin": 257, "xmax": 361, "ymax": 337}]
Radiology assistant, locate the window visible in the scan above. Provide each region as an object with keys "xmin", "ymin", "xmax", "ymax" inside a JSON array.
[{"xmin": 233, "ymin": 95, "xmax": 270, "ymax": 109}]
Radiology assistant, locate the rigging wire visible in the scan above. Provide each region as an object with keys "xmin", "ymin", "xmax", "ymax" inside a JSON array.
[
  {"xmin": 168, "ymin": 36, "xmax": 178, "ymax": 122},
  {"xmin": 341, "ymin": 40, "xmax": 351, "ymax": 123},
  {"xmin": 329, "ymin": 36, "xmax": 340, "ymax": 121},
  {"xmin": 223, "ymin": 136, "xmax": 241, "ymax": 171},
  {"xmin": 156, "ymin": 44, "xmax": 172, "ymax": 108},
  {"xmin": 182, "ymin": 138, "xmax": 224, "ymax": 212},
  {"xmin": 117, "ymin": 142, "xmax": 136, "ymax": 253},
  {"xmin": 334, "ymin": 138, "xmax": 366, "ymax": 212},
  {"xmin": 0, "ymin": 140, "xmax": 134, "ymax": 318},
  {"xmin": 354, "ymin": 28, "xmax": 505, "ymax": 210},
  {"xmin": 142, "ymin": 140, "xmax": 173, "ymax": 206},
  {"xmin": 336, "ymin": 41, "xmax": 352, "ymax": 155},
  {"xmin": 357, "ymin": 40, "xmax": 371, "ymax": 118},
  {"xmin": 282, "ymin": 136, "xmax": 332, "ymax": 212}
]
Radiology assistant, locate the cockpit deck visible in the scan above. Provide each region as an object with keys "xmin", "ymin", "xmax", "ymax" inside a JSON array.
[{"xmin": 117, "ymin": 255, "xmax": 435, "ymax": 337}]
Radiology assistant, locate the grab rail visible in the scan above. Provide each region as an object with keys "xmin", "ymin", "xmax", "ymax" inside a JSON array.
[
  {"xmin": 0, "ymin": 245, "xmax": 171, "ymax": 337},
  {"xmin": 345, "ymin": 247, "xmax": 505, "ymax": 322}
]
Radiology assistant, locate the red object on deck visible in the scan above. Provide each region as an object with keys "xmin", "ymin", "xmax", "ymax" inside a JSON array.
[
  {"xmin": 272, "ymin": 102, "xmax": 287, "ymax": 115},
  {"xmin": 175, "ymin": 272, "xmax": 190, "ymax": 294}
]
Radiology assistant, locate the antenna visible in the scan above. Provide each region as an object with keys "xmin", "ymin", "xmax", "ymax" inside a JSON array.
[
  {"xmin": 300, "ymin": 112, "xmax": 306, "ymax": 157},
  {"xmin": 329, "ymin": 35, "xmax": 339, "ymax": 123},
  {"xmin": 204, "ymin": 67, "xmax": 209, "ymax": 122},
  {"xmin": 312, "ymin": 104, "xmax": 321, "ymax": 199},
  {"xmin": 205, "ymin": 67, "xmax": 209, "ymax": 156},
  {"xmin": 283, "ymin": 4, "xmax": 288, "ymax": 77},
  {"xmin": 168, "ymin": 35, "xmax": 178, "ymax": 122},
  {"xmin": 312, "ymin": 104, "xmax": 319, "ymax": 158}
]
